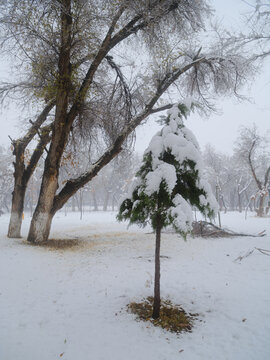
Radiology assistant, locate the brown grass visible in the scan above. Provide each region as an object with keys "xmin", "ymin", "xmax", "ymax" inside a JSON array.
[
  {"xmin": 128, "ymin": 297, "xmax": 197, "ymax": 333},
  {"xmin": 23, "ymin": 238, "xmax": 82, "ymax": 250}
]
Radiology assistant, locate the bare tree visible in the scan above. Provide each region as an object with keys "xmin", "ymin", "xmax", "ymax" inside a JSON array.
[
  {"xmin": 234, "ymin": 124, "xmax": 270, "ymax": 217},
  {"xmin": 0, "ymin": 0, "xmax": 251, "ymax": 242},
  {"xmin": 203, "ymin": 145, "xmax": 256, "ymax": 213},
  {"xmin": 245, "ymin": 0, "xmax": 270, "ymax": 61}
]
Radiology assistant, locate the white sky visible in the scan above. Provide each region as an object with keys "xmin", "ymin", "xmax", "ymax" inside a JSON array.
[
  {"xmin": 135, "ymin": 0, "xmax": 270, "ymax": 155},
  {"xmin": 0, "ymin": 0, "xmax": 269, "ymax": 155}
]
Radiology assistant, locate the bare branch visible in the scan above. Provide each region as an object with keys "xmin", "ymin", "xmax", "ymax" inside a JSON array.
[{"xmin": 52, "ymin": 58, "xmax": 206, "ymax": 213}]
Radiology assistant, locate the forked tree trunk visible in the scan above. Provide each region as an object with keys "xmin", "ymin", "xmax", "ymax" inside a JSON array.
[
  {"xmin": 152, "ymin": 218, "xmax": 162, "ymax": 319},
  {"xmin": 8, "ymin": 130, "xmax": 52, "ymax": 238},
  {"xmin": 7, "ymin": 103, "xmax": 54, "ymax": 238}
]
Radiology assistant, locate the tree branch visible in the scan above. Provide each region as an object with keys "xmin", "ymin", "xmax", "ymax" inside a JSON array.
[
  {"xmin": 24, "ymin": 124, "xmax": 52, "ymax": 183},
  {"xmin": 52, "ymin": 58, "xmax": 205, "ymax": 213},
  {"xmin": 264, "ymin": 166, "xmax": 270, "ymax": 187},
  {"xmin": 19, "ymin": 100, "xmax": 55, "ymax": 150},
  {"xmin": 248, "ymin": 140, "xmax": 262, "ymax": 189}
]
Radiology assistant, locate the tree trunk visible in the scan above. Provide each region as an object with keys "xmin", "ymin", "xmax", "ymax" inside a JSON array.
[
  {"xmin": 9, "ymin": 127, "xmax": 52, "ymax": 240},
  {"xmin": 8, "ymin": 183, "xmax": 26, "ymax": 238},
  {"xmin": 27, "ymin": 0, "xmax": 72, "ymax": 243},
  {"xmin": 93, "ymin": 192, "xmax": 98, "ymax": 211},
  {"xmin": 256, "ymin": 195, "xmax": 265, "ymax": 217},
  {"xmin": 112, "ymin": 194, "xmax": 116, "ymax": 211},
  {"xmin": 79, "ymin": 189, "xmax": 83, "ymax": 220},
  {"xmin": 7, "ymin": 112, "xmax": 53, "ymax": 238},
  {"xmin": 220, "ymin": 194, "xmax": 227, "ymax": 213},
  {"xmin": 27, "ymin": 211, "xmax": 53, "ymax": 243},
  {"xmin": 152, "ymin": 219, "xmax": 162, "ymax": 319},
  {"xmin": 245, "ymin": 190, "xmax": 252, "ymax": 211},
  {"xmin": 71, "ymin": 196, "xmax": 76, "ymax": 211},
  {"xmin": 238, "ymin": 185, "xmax": 242, "ymax": 213},
  {"xmin": 103, "ymin": 191, "xmax": 110, "ymax": 211}
]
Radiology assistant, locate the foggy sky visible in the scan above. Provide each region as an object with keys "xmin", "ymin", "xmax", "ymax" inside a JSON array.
[{"xmin": 135, "ymin": 0, "xmax": 270, "ymax": 155}]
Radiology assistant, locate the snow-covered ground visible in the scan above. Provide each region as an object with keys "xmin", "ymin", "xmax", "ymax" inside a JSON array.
[{"xmin": 0, "ymin": 211, "xmax": 269, "ymax": 360}]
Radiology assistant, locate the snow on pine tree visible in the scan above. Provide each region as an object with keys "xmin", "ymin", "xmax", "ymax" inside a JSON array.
[{"xmin": 118, "ymin": 103, "xmax": 218, "ymax": 319}]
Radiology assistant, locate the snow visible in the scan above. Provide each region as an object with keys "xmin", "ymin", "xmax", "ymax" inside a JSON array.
[
  {"xmin": 145, "ymin": 163, "xmax": 177, "ymax": 195},
  {"xmin": 170, "ymin": 194, "xmax": 193, "ymax": 233},
  {"xmin": 0, "ymin": 210, "xmax": 270, "ymax": 360},
  {"xmin": 140, "ymin": 104, "xmax": 218, "ymax": 220}
]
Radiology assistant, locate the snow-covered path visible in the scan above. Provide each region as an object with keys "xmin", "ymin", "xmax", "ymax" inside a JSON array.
[{"xmin": 0, "ymin": 211, "xmax": 269, "ymax": 360}]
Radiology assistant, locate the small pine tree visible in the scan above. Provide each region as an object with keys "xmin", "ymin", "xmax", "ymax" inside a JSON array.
[{"xmin": 118, "ymin": 103, "xmax": 218, "ymax": 319}]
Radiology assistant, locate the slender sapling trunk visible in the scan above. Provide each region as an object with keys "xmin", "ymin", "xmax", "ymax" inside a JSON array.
[{"xmin": 152, "ymin": 217, "xmax": 162, "ymax": 319}]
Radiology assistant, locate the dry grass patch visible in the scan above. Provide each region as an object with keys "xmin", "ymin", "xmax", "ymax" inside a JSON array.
[
  {"xmin": 128, "ymin": 296, "xmax": 197, "ymax": 333},
  {"xmin": 23, "ymin": 238, "xmax": 82, "ymax": 250}
]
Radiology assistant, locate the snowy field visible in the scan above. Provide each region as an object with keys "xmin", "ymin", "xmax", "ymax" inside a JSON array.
[{"xmin": 0, "ymin": 211, "xmax": 270, "ymax": 360}]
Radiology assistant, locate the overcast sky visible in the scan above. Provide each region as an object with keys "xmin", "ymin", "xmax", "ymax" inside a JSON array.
[
  {"xmin": 135, "ymin": 0, "xmax": 270, "ymax": 155},
  {"xmin": 0, "ymin": 0, "xmax": 269, "ymax": 155}
]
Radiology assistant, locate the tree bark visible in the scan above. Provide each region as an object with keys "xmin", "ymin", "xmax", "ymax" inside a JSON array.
[
  {"xmin": 8, "ymin": 183, "xmax": 26, "ymax": 238},
  {"xmin": 27, "ymin": 0, "xmax": 73, "ymax": 243},
  {"xmin": 152, "ymin": 215, "xmax": 162, "ymax": 320}
]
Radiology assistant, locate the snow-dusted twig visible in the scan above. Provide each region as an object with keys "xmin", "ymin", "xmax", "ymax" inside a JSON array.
[
  {"xmin": 234, "ymin": 248, "xmax": 255, "ymax": 262},
  {"xmin": 255, "ymin": 247, "xmax": 270, "ymax": 256},
  {"xmin": 234, "ymin": 247, "xmax": 270, "ymax": 262}
]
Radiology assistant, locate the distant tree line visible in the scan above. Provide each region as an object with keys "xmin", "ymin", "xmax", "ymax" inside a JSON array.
[{"xmin": 1, "ymin": 123, "xmax": 269, "ymax": 217}]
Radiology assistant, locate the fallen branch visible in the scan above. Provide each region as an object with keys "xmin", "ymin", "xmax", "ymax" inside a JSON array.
[{"xmin": 192, "ymin": 221, "xmax": 266, "ymax": 238}]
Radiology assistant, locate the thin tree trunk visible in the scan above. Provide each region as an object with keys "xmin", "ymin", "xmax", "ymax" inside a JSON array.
[
  {"xmin": 238, "ymin": 184, "xmax": 242, "ymax": 213},
  {"xmin": 79, "ymin": 189, "xmax": 83, "ymax": 220},
  {"xmin": 112, "ymin": 194, "xmax": 116, "ymax": 211},
  {"xmin": 220, "ymin": 194, "xmax": 227, "ymax": 213},
  {"xmin": 257, "ymin": 195, "xmax": 265, "ymax": 217},
  {"xmin": 103, "ymin": 191, "xmax": 110, "ymax": 211},
  {"xmin": 71, "ymin": 196, "xmax": 76, "ymax": 211},
  {"xmin": 244, "ymin": 190, "xmax": 252, "ymax": 211},
  {"xmin": 152, "ymin": 217, "xmax": 161, "ymax": 319},
  {"xmin": 93, "ymin": 192, "xmax": 98, "ymax": 211}
]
